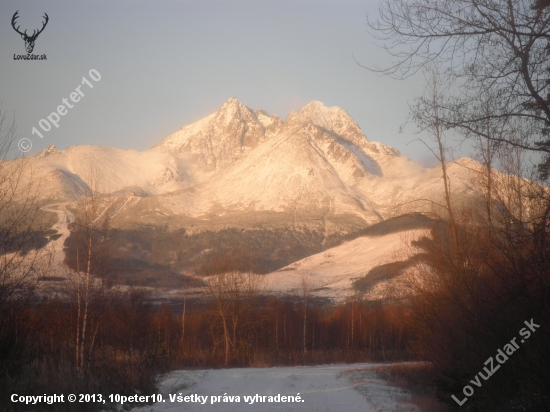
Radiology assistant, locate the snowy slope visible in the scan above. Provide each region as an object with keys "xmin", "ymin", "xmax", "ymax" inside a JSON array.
[
  {"xmin": 263, "ymin": 228, "xmax": 427, "ymax": 301},
  {"xmin": 20, "ymin": 144, "xmax": 195, "ymax": 201}
]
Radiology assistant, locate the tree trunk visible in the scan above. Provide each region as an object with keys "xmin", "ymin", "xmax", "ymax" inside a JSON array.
[
  {"xmin": 180, "ymin": 294, "xmax": 186, "ymax": 343},
  {"xmin": 303, "ymin": 301, "xmax": 307, "ymax": 355},
  {"xmin": 80, "ymin": 237, "xmax": 93, "ymax": 372}
]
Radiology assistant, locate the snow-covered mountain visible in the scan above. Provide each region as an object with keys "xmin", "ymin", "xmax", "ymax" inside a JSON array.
[
  {"xmin": 153, "ymin": 97, "xmax": 283, "ymax": 173},
  {"xmin": 114, "ymin": 98, "xmax": 478, "ymax": 229},
  {"xmin": 25, "ymin": 144, "xmax": 194, "ymax": 201},
  {"xmin": 21, "ymin": 98, "xmax": 482, "ymax": 284}
]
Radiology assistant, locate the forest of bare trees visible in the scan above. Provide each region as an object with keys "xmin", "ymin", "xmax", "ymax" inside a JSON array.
[{"xmin": 367, "ymin": 0, "xmax": 550, "ymax": 410}]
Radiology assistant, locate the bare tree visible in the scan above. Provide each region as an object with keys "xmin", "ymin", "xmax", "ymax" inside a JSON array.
[
  {"xmin": 472, "ymin": 94, "xmax": 502, "ymax": 226},
  {"xmin": 206, "ymin": 271, "xmax": 262, "ymax": 365},
  {"xmin": 0, "ymin": 108, "xmax": 50, "ymax": 400},
  {"xmin": 71, "ymin": 166, "xmax": 111, "ymax": 374},
  {"xmin": 180, "ymin": 289, "xmax": 187, "ymax": 344},
  {"xmin": 366, "ymin": 5, "xmax": 550, "ymax": 399},
  {"xmin": 410, "ymin": 67, "xmax": 459, "ymax": 247},
  {"xmin": 298, "ymin": 271, "xmax": 313, "ymax": 355},
  {"xmin": 0, "ymin": 109, "xmax": 49, "ymax": 297},
  {"xmin": 366, "ymin": 0, "xmax": 550, "ymax": 178}
]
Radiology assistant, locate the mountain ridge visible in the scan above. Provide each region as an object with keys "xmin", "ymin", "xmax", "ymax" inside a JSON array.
[{"xmin": 16, "ymin": 97, "xmax": 483, "ymax": 283}]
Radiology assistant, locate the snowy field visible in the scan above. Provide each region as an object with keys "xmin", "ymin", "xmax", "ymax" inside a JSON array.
[{"xmin": 132, "ymin": 363, "xmax": 421, "ymax": 412}]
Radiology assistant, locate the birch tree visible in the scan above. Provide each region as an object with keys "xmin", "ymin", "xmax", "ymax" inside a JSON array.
[
  {"xmin": 206, "ymin": 271, "xmax": 262, "ymax": 365},
  {"xmin": 72, "ymin": 167, "xmax": 111, "ymax": 374}
]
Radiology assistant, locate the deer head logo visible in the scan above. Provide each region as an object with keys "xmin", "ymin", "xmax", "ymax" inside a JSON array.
[{"xmin": 11, "ymin": 11, "xmax": 49, "ymax": 54}]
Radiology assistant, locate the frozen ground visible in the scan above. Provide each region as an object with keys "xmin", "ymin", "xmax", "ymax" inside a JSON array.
[{"xmin": 132, "ymin": 363, "xmax": 421, "ymax": 412}]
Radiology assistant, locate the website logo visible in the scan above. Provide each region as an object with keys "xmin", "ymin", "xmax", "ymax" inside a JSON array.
[{"xmin": 11, "ymin": 11, "xmax": 49, "ymax": 54}]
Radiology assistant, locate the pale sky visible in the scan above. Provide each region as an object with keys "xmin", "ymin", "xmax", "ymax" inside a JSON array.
[{"xmin": 1, "ymin": 0, "xmax": 452, "ymax": 166}]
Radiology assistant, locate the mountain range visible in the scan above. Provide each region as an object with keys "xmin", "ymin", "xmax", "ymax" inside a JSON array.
[{"xmin": 21, "ymin": 98, "xmax": 482, "ymax": 296}]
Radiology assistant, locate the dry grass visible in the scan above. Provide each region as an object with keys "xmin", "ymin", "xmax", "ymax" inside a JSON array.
[{"xmin": 371, "ymin": 363, "xmax": 448, "ymax": 412}]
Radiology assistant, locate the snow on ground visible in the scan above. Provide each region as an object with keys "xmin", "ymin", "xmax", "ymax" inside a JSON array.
[
  {"xmin": 41, "ymin": 202, "xmax": 74, "ymax": 269},
  {"xmin": 132, "ymin": 363, "xmax": 420, "ymax": 412},
  {"xmin": 263, "ymin": 230, "xmax": 427, "ymax": 301}
]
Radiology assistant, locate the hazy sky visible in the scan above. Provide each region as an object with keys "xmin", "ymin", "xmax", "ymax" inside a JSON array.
[{"xmin": 1, "ymin": 0, "xmax": 455, "ymax": 165}]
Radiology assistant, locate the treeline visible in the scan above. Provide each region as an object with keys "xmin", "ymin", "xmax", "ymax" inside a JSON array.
[
  {"xmin": 155, "ymin": 296, "xmax": 411, "ymax": 368},
  {"xmin": 1, "ymin": 288, "xmax": 412, "ymax": 411}
]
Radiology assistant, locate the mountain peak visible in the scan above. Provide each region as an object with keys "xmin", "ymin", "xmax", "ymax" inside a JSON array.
[
  {"xmin": 301, "ymin": 100, "xmax": 329, "ymax": 112},
  {"xmin": 221, "ymin": 96, "xmax": 240, "ymax": 105},
  {"xmin": 154, "ymin": 98, "xmax": 273, "ymax": 170},
  {"xmin": 226, "ymin": 96, "xmax": 240, "ymax": 103},
  {"xmin": 214, "ymin": 97, "xmax": 251, "ymax": 124},
  {"xmin": 285, "ymin": 101, "xmax": 328, "ymax": 123},
  {"xmin": 36, "ymin": 144, "xmax": 59, "ymax": 159},
  {"xmin": 219, "ymin": 97, "xmax": 245, "ymax": 111},
  {"xmin": 284, "ymin": 102, "xmax": 368, "ymax": 143},
  {"xmin": 287, "ymin": 101, "xmax": 346, "ymax": 124}
]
